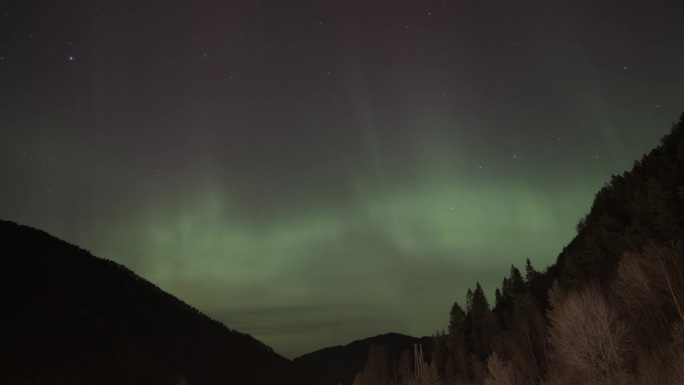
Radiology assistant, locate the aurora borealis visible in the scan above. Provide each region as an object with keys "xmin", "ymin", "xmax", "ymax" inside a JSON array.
[{"xmin": 1, "ymin": 0, "xmax": 684, "ymax": 358}]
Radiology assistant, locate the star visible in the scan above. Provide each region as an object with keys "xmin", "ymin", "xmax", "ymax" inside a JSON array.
[{"xmin": 67, "ymin": 55, "xmax": 75, "ymax": 61}]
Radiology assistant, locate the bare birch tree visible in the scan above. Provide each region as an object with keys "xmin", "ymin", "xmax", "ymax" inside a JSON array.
[
  {"xmin": 483, "ymin": 351, "xmax": 517, "ymax": 385},
  {"xmin": 547, "ymin": 282, "xmax": 631, "ymax": 383}
]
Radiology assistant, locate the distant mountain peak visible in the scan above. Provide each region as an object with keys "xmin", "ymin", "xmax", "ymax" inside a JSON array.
[{"xmin": 294, "ymin": 332, "xmax": 430, "ymax": 385}]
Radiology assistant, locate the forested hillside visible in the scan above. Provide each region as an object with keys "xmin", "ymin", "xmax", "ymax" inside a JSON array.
[{"xmin": 353, "ymin": 111, "xmax": 684, "ymax": 385}]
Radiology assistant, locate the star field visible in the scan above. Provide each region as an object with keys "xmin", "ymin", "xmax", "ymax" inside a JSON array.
[{"xmin": 1, "ymin": 0, "xmax": 683, "ymax": 358}]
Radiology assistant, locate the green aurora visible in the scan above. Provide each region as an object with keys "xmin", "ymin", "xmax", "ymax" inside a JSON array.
[{"xmin": 1, "ymin": 0, "xmax": 683, "ymax": 358}]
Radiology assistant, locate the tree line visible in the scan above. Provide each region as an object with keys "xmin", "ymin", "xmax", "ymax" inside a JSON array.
[{"xmin": 354, "ymin": 112, "xmax": 684, "ymax": 385}]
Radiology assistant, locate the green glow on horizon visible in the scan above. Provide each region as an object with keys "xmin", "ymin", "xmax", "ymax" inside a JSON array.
[{"xmin": 74, "ymin": 162, "xmax": 610, "ymax": 356}]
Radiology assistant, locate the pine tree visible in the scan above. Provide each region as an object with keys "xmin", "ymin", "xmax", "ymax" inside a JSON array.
[
  {"xmin": 524, "ymin": 258, "xmax": 537, "ymax": 284},
  {"xmin": 448, "ymin": 301, "xmax": 468, "ymax": 381},
  {"xmin": 472, "ymin": 283, "xmax": 490, "ymax": 315},
  {"xmin": 471, "ymin": 282, "xmax": 491, "ymax": 360},
  {"xmin": 509, "ymin": 266, "xmax": 525, "ymax": 296},
  {"xmin": 466, "ymin": 289, "xmax": 474, "ymax": 313},
  {"xmin": 494, "ymin": 288, "xmax": 502, "ymax": 308},
  {"xmin": 501, "ymin": 277, "xmax": 510, "ymax": 299},
  {"xmin": 497, "ymin": 278, "xmax": 513, "ymax": 330}
]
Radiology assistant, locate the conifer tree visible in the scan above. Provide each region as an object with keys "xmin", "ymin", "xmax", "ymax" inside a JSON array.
[
  {"xmin": 501, "ymin": 277, "xmax": 510, "ymax": 299},
  {"xmin": 471, "ymin": 282, "xmax": 491, "ymax": 360},
  {"xmin": 509, "ymin": 266, "xmax": 525, "ymax": 296},
  {"xmin": 448, "ymin": 301, "xmax": 468, "ymax": 381},
  {"xmin": 524, "ymin": 258, "xmax": 537, "ymax": 284}
]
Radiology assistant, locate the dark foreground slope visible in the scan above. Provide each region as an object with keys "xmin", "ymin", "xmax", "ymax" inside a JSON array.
[
  {"xmin": 294, "ymin": 332, "xmax": 430, "ymax": 385},
  {"xmin": 497, "ymin": 110, "xmax": 684, "ymax": 316},
  {"xmin": 420, "ymin": 111, "xmax": 684, "ymax": 385},
  {"xmin": 0, "ymin": 220, "xmax": 333, "ymax": 385},
  {"xmin": 554, "ymin": 111, "xmax": 684, "ymax": 286}
]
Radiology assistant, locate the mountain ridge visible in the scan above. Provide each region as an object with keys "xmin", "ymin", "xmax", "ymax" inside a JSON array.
[
  {"xmin": 0, "ymin": 219, "xmax": 333, "ymax": 385},
  {"xmin": 294, "ymin": 332, "xmax": 431, "ymax": 385}
]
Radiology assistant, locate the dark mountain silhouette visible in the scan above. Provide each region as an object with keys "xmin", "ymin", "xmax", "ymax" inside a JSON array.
[
  {"xmin": 553, "ymin": 111, "xmax": 684, "ymax": 286},
  {"xmin": 0, "ymin": 220, "xmax": 334, "ymax": 385},
  {"xmin": 294, "ymin": 332, "xmax": 431, "ymax": 385},
  {"xmin": 489, "ymin": 110, "xmax": 684, "ymax": 333},
  {"xmin": 407, "ymin": 111, "xmax": 684, "ymax": 385}
]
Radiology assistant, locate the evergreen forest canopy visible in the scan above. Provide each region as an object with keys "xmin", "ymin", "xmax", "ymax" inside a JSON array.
[{"xmin": 353, "ymin": 111, "xmax": 684, "ymax": 385}]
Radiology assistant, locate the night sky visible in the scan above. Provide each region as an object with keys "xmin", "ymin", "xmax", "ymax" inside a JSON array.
[{"xmin": 1, "ymin": 0, "xmax": 684, "ymax": 358}]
